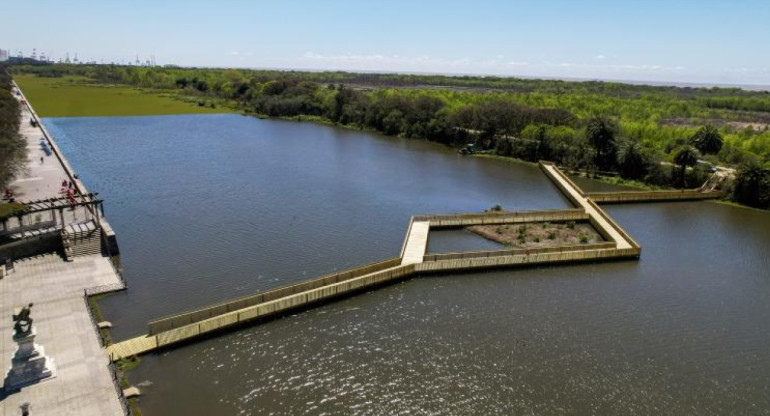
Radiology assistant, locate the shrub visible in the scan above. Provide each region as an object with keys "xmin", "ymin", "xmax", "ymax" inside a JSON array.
[
  {"xmin": 0, "ymin": 202, "xmax": 27, "ymax": 221},
  {"xmin": 566, "ymin": 221, "xmax": 576, "ymax": 229}
]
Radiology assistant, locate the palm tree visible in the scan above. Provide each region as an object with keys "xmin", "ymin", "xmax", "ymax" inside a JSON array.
[
  {"xmin": 689, "ymin": 125, "xmax": 723, "ymax": 155},
  {"xmin": 673, "ymin": 145, "xmax": 700, "ymax": 188},
  {"xmin": 616, "ymin": 140, "xmax": 647, "ymax": 180},
  {"xmin": 585, "ymin": 116, "xmax": 617, "ymax": 173}
]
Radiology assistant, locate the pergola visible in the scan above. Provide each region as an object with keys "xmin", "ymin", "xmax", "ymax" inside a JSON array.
[{"xmin": 1, "ymin": 193, "xmax": 105, "ymax": 235}]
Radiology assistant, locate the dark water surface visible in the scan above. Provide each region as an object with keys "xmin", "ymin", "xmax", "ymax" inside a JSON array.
[{"xmin": 45, "ymin": 115, "xmax": 770, "ymax": 415}]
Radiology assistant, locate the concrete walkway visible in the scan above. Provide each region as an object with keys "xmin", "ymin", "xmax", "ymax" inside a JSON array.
[{"xmin": 0, "ymin": 254, "xmax": 124, "ymax": 416}]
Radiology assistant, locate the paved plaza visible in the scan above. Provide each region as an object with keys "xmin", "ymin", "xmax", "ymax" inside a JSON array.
[{"xmin": 1, "ymin": 254, "xmax": 124, "ymax": 416}]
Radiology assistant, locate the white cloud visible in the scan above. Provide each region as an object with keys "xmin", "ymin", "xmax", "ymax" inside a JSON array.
[{"xmin": 292, "ymin": 51, "xmax": 770, "ymax": 84}]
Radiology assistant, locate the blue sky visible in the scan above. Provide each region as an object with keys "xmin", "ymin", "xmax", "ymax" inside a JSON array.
[{"xmin": 3, "ymin": 0, "xmax": 769, "ymax": 85}]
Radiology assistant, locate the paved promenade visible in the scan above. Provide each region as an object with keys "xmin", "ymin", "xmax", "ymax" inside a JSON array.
[
  {"xmin": 0, "ymin": 254, "xmax": 124, "ymax": 416},
  {"xmin": 1, "ymin": 85, "xmax": 125, "ymax": 415},
  {"xmin": 6, "ymin": 98, "xmax": 89, "ymax": 228}
]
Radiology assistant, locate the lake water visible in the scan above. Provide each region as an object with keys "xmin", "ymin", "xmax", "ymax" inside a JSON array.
[{"xmin": 45, "ymin": 114, "xmax": 770, "ymax": 415}]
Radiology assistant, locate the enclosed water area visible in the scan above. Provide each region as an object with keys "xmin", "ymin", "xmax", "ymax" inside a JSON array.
[{"xmin": 45, "ymin": 114, "xmax": 770, "ymax": 415}]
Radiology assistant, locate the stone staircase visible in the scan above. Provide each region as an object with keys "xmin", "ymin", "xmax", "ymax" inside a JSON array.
[{"xmin": 62, "ymin": 221, "xmax": 102, "ymax": 260}]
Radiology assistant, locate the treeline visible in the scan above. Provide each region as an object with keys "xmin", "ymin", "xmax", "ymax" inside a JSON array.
[
  {"xmin": 14, "ymin": 64, "xmax": 770, "ymax": 156},
  {"xmin": 701, "ymin": 97, "xmax": 770, "ymax": 113},
  {"xmin": 10, "ymin": 64, "xmax": 770, "ymax": 209},
  {"xmin": 0, "ymin": 64, "xmax": 26, "ymax": 189},
  {"xmin": 20, "ymin": 63, "xmax": 770, "ymax": 100}
]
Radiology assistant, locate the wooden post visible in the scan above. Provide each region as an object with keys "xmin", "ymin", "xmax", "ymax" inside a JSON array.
[{"xmin": 94, "ymin": 202, "xmax": 101, "ymax": 225}]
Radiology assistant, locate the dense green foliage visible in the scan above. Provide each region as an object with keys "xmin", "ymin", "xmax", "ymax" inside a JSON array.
[
  {"xmin": 0, "ymin": 65, "xmax": 26, "ymax": 189},
  {"xmin": 731, "ymin": 162, "xmax": 770, "ymax": 209},
  {"xmin": 0, "ymin": 202, "xmax": 27, "ymax": 220},
  {"xmin": 11, "ymin": 63, "xmax": 770, "ymax": 209}
]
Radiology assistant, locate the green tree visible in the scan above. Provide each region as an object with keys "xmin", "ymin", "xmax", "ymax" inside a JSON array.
[
  {"xmin": 733, "ymin": 162, "xmax": 770, "ymax": 208},
  {"xmin": 0, "ymin": 66, "xmax": 26, "ymax": 188},
  {"xmin": 616, "ymin": 140, "xmax": 647, "ymax": 180},
  {"xmin": 585, "ymin": 116, "xmax": 617, "ymax": 172},
  {"xmin": 673, "ymin": 145, "xmax": 700, "ymax": 188},
  {"xmin": 690, "ymin": 125, "xmax": 723, "ymax": 154}
]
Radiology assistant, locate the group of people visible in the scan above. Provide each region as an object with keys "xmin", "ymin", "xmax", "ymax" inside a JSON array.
[{"xmin": 61, "ymin": 179, "xmax": 79, "ymax": 206}]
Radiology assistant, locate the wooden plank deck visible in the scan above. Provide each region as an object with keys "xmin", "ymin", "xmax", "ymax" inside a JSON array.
[{"xmin": 401, "ymin": 221, "xmax": 430, "ymax": 265}]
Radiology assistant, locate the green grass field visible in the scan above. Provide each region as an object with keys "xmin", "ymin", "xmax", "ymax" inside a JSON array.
[{"xmin": 13, "ymin": 74, "xmax": 233, "ymax": 117}]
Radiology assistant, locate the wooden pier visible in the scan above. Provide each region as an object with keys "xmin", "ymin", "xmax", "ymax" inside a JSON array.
[{"xmin": 108, "ymin": 162, "xmax": 709, "ymax": 361}]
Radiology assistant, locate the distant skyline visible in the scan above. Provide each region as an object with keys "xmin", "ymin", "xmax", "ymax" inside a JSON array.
[{"xmin": 3, "ymin": 0, "xmax": 769, "ymax": 86}]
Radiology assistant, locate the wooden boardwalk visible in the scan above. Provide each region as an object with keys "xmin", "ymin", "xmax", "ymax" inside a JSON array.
[
  {"xmin": 587, "ymin": 189, "xmax": 723, "ymax": 204},
  {"xmin": 540, "ymin": 163, "xmax": 636, "ymax": 250},
  {"xmin": 401, "ymin": 221, "xmax": 430, "ymax": 265},
  {"xmin": 107, "ymin": 163, "xmax": 688, "ymax": 361}
]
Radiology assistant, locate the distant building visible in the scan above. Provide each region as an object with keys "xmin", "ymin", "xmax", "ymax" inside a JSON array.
[{"xmin": 0, "ymin": 49, "xmax": 9, "ymax": 62}]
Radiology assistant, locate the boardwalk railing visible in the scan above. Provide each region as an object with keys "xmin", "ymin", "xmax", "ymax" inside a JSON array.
[
  {"xmin": 399, "ymin": 217, "xmax": 416, "ymax": 258},
  {"xmin": 585, "ymin": 199, "xmax": 642, "ymax": 251},
  {"xmin": 423, "ymin": 241, "xmax": 616, "ymax": 262},
  {"xmin": 416, "ymin": 246, "xmax": 641, "ymax": 273},
  {"xmin": 109, "ymin": 263, "xmax": 417, "ymax": 359},
  {"xmin": 148, "ymin": 257, "xmax": 402, "ymax": 335},
  {"xmin": 587, "ymin": 190, "xmax": 723, "ymax": 203},
  {"xmin": 413, "ymin": 208, "xmax": 587, "ymax": 228}
]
